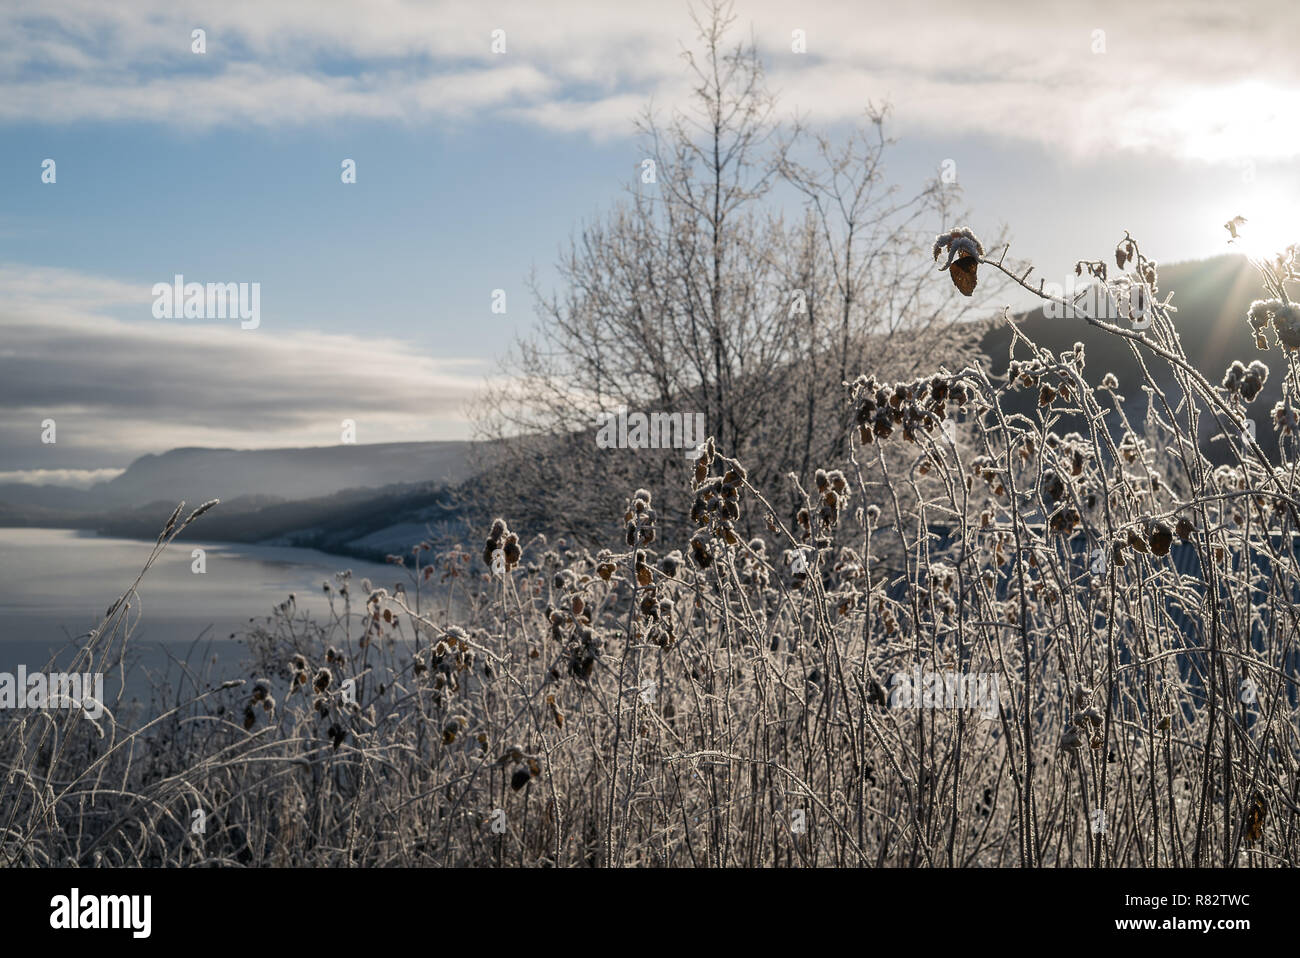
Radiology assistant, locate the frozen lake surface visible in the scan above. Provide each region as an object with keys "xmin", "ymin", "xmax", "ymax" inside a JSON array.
[{"xmin": 0, "ymin": 528, "xmax": 409, "ymax": 706}]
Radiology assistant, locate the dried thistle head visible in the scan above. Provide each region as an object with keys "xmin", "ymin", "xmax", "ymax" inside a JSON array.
[
  {"xmin": 1247, "ymin": 299, "xmax": 1300, "ymax": 350},
  {"xmin": 484, "ymin": 518, "xmax": 521, "ymax": 571},
  {"xmin": 659, "ymin": 550, "xmax": 683, "ymax": 578}
]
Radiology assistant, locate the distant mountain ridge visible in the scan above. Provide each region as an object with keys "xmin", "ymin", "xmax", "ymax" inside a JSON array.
[
  {"xmin": 0, "ymin": 441, "xmax": 477, "ymax": 512},
  {"xmin": 0, "ymin": 440, "xmax": 487, "ymax": 561}
]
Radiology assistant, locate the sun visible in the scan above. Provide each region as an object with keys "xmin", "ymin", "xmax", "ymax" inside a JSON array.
[{"xmin": 1226, "ymin": 212, "xmax": 1299, "ymax": 262}]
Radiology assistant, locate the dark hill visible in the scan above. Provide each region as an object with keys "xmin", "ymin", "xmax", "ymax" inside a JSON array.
[{"xmin": 980, "ymin": 254, "xmax": 1288, "ymax": 463}]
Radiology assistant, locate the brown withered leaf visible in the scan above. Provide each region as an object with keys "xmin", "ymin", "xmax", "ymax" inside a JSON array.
[
  {"xmin": 1245, "ymin": 791, "xmax": 1266, "ymax": 845},
  {"xmin": 949, "ymin": 255, "xmax": 979, "ymax": 296}
]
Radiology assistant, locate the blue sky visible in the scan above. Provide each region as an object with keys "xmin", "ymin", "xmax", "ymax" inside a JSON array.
[
  {"xmin": 2, "ymin": 119, "xmax": 631, "ymax": 358},
  {"xmin": 1, "ymin": 0, "xmax": 1298, "ymax": 482}
]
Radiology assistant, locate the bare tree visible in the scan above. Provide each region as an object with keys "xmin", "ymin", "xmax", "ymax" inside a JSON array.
[{"xmin": 472, "ymin": 0, "xmax": 995, "ymax": 545}]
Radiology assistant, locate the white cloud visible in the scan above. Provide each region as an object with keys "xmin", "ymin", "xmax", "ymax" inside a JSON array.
[
  {"xmin": 0, "ymin": 264, "xmax": 487, "ymax": 471},
  {"xmin": 2, "ymin": 0, "xmax": 1297, "ymax": 161},
  {"xmin": 0, "ymin": 265, "xmax": 142, "ymax": 314}
]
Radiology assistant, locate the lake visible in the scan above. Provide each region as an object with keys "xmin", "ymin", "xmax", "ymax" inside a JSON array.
[{"xmin": 0, "ymin": 528, "xmax": 409, "ymax": 706}]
